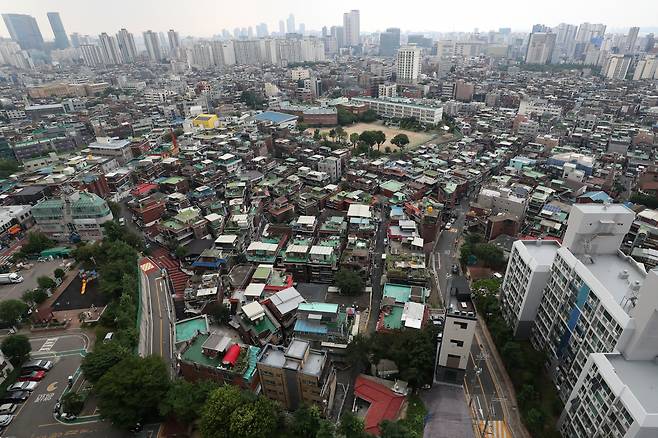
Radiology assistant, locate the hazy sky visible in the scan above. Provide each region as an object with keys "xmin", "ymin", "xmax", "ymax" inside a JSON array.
[{"xmin": 1, "ymin": 0, "xmax": 656, "ymax": 39}]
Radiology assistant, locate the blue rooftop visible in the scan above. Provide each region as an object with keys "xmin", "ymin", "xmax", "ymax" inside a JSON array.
[
  {"xmin": 253, "ymin": 111, "xmax": 298, "ymax": 124},
  {"xmin": 581, "ymin": 191, "xmax": 612, "ymax": 203},
  {"xmin": 294, "ymin": 319, "xmax": 329, "ymax": 334}
]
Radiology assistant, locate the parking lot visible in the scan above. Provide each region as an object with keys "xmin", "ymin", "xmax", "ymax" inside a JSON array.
[
  {"xmin": 0, "ymin": 260, "xmax": 67, "ymax": 302},
  {"xmin": 0, "ymin": 333, "xmax": 126, "ymax": 438}
]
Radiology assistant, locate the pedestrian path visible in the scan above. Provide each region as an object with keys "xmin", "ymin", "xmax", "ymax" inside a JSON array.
[{"xmin": 38, "ymin": 338, "xmax": 58, "ymax": 352}]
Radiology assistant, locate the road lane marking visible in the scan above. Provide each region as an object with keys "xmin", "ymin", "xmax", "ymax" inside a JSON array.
[
  {"xmin": 47, "ymin": 381, "xmax": 58, "ymax": 392},
  {"xmin": 39, "ymin": 338, "xmax": 58, "ymax": 352},
  {"xmin": 34, "ymin": 393, "xmax": 55, "ymax": 403}
]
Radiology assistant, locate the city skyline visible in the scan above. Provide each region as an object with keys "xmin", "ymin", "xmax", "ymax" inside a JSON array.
[{"xmin": 2, "ymin": 0, "xmax": 658, "ymax": 39}]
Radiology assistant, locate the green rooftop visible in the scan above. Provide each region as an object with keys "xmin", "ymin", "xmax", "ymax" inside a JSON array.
[
  {"xmin": 298, "ymin": 302, "xmax": 339, "ymax": 314},
  {"xmin": 382, "ymin": 306, "xmax": 404, "ymax": 330},
  {"xmin": 181, "ymin": 333, "xmax": 259, "ymax": 381},
  {"xmin": 381, "ymin": 180, "xmax": 405, "ymax": 193},
  {"xmin": 383, "ymin": 283, "xmax": 412, "ymax": 303},
  {"xmin": 175, "ymin": 316, "xmax": 208, "ymax": 344},
  {"xmin": 253, "ymin": 314, "xmax": 277, "ymax": 335}
]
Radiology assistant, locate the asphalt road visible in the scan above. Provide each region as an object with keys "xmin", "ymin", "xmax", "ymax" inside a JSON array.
[
  {"xmin": 0, "ymin": 333, "xmax": 127, "ymax": 438},
  {"xmin": 465, "ymin": 341, "xmax": 504, "ymax": 423},
  {"xmin": 138, "ymin": 257, "xmax": 175, "ymax": 374}
]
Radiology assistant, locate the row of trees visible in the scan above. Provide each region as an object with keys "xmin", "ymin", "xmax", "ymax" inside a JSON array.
[
  {"xmin": 11, "ymin": 231, "xmax": 56, "ymax": 262},
  {"xmin": 337, "ymin": 107, "xmax": 378, "ymax": 126},
  {"xmin": 472, "ymin": 280, "xmax": 562, "ymax": 437}
]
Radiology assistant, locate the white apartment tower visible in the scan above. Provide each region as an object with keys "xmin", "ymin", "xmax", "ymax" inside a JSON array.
[
  {"xmin": 602, "ymin": 54, "xmax": 631, "ymax": 80},
  {"xmin": 396, "ymin": 45, "xmax": 421, "ymax": 84},
  {"xmin": 525, "ymin": 32, "xmax": 557, "ymax": 64},
  {"xmin": 99, "ymin": 33, "xmax": 122, "ymax": 64},
  {"xmin": 167, "ymin": 29, "xmax": 180, "ymax": 52},
  {"xmin": 116, "ymin": 28, "xmax": 137, "ymax": 63},
  {"xmin": 143, "ymin": 30, "xmax": 163, "ymax": 62},
  {"xmin": 342, "ymin": 10, "xmax": 360, "ymax": 47}
]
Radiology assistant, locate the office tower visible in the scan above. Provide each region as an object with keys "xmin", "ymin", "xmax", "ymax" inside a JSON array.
[
  {"xmin": 602, "ymin": 54, "xmax": 631, "ymax": 80},
  {"xmin": 502, "ymin": 204, "xmax": 649, "ymax": 404},
  {"xmin": 532, "ymin": 24, "xmax": 549, "ymax": 33},
  {"xmin": 99, "ymin": 33, "xmax": 122, "ymax": 64},
  {"xmin": 70, "ymin": 32, "xmax": 81, "ymax": 48},
  {"xmin": 256, "ymin": 23, "xmax": 268, "ymax": 38},
  {"xmin": 342, "ymin": 10, "xmax": 360, "ymax": 46},
  {"xmin": 525, "ymin": 32, "xmax": 557, "ymax": 64},
  {"xmin": 143, "ymin": 30, "xmax": 163, "ymax": 62},
  {"xmin": 257, "ymin": 339, "xmax": 336, "ymax": 414},
  {"xmin": 286, "ymin": 14, "xmax": 295, "ymax": 33},
  {"xmin": 626, "ymin": 26, "xmax": 639, "ymax": 53},
  {"xmin": 80, "ymin": 44, "xmax": 104, "ymax": 66},
  {"xmin": 379, "ymin": 28, "xmax": 401, "ymax": 56},
  {"xmin": 116, "ymin": 29, "xmax": 137, "ymax": 63},
  {"xmin": 167, "ymin": 29, "xmax": 180, "ymax": 52},
  {"xmin": 396, "ymin": 45, "xmax": 421, "ymax": 84},
  {"xmin": 2, "ymin": 14, "xmax": 44, "ymax": 50},
  {"xmin": 279, "ymin": 20, "xmax": 285, "ymax": 36},
  {"xmin": 330, "ymin": 26, "xmax": 344, "ymax": 49},
  {"xmin": 298, "ymin": 23, "xmax": 305, "ymax": 35},
  {"xmin": 47, "ymin": 12, "xmax": 69, "ymax": 49}
]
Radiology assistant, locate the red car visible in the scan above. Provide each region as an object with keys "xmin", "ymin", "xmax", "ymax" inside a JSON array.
[{"xmin": 17, "ymin": 371, "xmax": 45, "ymax": 382}]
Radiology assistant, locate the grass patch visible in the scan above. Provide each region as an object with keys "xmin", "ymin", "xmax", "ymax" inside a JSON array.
[{"xmin": 399, "ymin": 395, "xmax": 427, "ymax": 435}]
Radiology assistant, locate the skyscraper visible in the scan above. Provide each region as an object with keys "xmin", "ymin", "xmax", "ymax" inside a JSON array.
[
  {"xmin": 143, "ymin": 30, "xmax": 163, "ymax": 62},
  {"xmin": 2, "ymin": 14, "xmax": 44, "ymax": 50},
  {"xmin": 379, "ymin": 28, "xmax": 400, "ymax": 56},
  {"xmin": 286, "ymin": 14, "xmax": 295, "ymax": 34},
  {"xmin": 396, "ymin": 45, "xmax": 421, "ymax": 83},
  {"xmin": 525, "ymin": 32, "xmax": 557, "ymax": 64},
  {"xmin": 116, "ymin": 29, "xmax": 137, "ymax": 63},
  {"xmin": 47, "ymin": 12, "xmax": 69, "ymax": 49},
  {"xmin": 602, "ymin": 54, "xmax": 631, "ymax": 80},
  {"xmin": 342, "ymin": 10, "xmax": 360, "ymax": 46},
  {"xmin": 99, "ymin": 33, "xmax": 122, "ymax": 64},
  {"xmin": 279, "ymin": 20, "xmax": 285, "ymax": 36},
  {"xmin": 298, "ymin": 23, "xmax": 305, "ymax": 35}
]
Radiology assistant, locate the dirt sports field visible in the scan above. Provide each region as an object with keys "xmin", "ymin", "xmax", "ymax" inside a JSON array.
[{"xmin": 323, "ymin": 122, "xmax": 435, "ymax": 151}]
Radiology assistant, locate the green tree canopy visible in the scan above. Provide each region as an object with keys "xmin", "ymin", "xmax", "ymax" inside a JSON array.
[
  {"xmin": 200, "ymin": 385, "xmax": 254, "ymax": 438},
  {"xmin": 160, "ymin": 379, "xmax": 218, "ymax": 424},
  {"xmin": 95, "ymin": 355, "xmax": 171, "ymax": 429},
  {"xmin": 338, "ymin": 413, "xmax": 368, "ymax": 438},
  {"xmin": 54, "ymin": 268, "xmax": 66, "ymax": 279},
  {"xmin": 21, "ymin": 231, "xmax": 55, "ymax": 255},
  {"xmin": 335, "ymin": 269, "xmax": 364, "ymax": 296},
  {"xmin": 391, "ymin": 133, "xmax": 410, "ymax": 149},
  {"xmin": 349, "ymin": 132, "xmax": 360, "ymax": 146},
  {"xmin": 337, "ymin": 107, "xmax": 357, "ymax": 125},
  {"xmin": 1, "ymin": 334, "xmax": 31, "ymax": 366},
  {"xmin": 0, "ymin": 159, "xmax": 20, "ymax": 179},
  {"xmin": 37, "ymin": 276, "xmax": 56, "ymax": 290},
  {"xmin": 0, "ymin": 299, "xmax": 28, "ymax": 326},
  {"xmin": 360, "ymin": 109, "xmax": 378, "ymax": 123},
  {"xmin": 374, "ymin": 131, "xmax": 387, "ymax": 150},
  {"xmin": 291, "ymin": 404, "xmax": 323, "ymax": 437},
  {"xmin": 81, "ymin": 341, "xmax": 129, "ymax": 384},
  {"xmin": 359, "ymin": 131, "xmax": 377, "ymax": 148},
  {"xmin": 62, "ymin": 391, "xmax": 85, "ymax": 416},
  {"xmin": 229, "ymin": 396, "xmax": 281, "ymax": 438},
  {"xmin": 22, "ymin": 289, "xmax": 49, "ymax": 306}
]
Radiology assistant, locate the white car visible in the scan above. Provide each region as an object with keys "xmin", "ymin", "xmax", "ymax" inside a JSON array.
[
  {"xmin": 0, "ymin": 414, "xmax": 12, "ymax": 427},
  {"xmin": 7, "ymin": 381, "xmax": 37, "ymax": 392},
  {"xmin": 0, "ymin": 404, "xmax": 17, "ymax": 415},
  {"xmin": 444, "ymin": 222, "xmax": 453, "ymax": 230}
]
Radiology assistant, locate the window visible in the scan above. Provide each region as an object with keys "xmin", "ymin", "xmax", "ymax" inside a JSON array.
[
  {"xmin": 454, "ymin": 321, "xmax": 468, "ymax": 330},
  {"xmin": 450, "ymin": 339, "xmax": 464, "ymax": 347}
]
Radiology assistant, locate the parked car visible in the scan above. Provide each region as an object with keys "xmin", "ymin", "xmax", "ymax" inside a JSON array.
[
  {"xmin": 0, "ymin": 414, "xmax": 12, "ymax": 427},
  {"xmin": 0, "ymin": 404, "xmax": 17, "ymax": 415},
  {"xmin": 7, "ymin": 381, "xmax": 37, "ymax": 392},
  {"xmin": 451, "ymin": 264, "xmax": 459, "ymax": 274},
  {"xmin": 444, "ymin": 222, "xmax": 453, "ymax": 230},
  {"xmin": 1, "ymin": 391, "xmax": 29, "ymax": 403},
  {"xmin": 21, "ymin": 359, "xmax": 53, "ymax": 372},
  {"xmin": 18, "ymin": 370, "xmax": 46, "ymax": 382}
]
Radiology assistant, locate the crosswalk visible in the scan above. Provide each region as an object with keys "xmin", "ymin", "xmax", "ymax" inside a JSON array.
[
  {"xmin": 0, "ymin": 255, "xmax": 11, "ymax": 265},
  {"xmin": 39, "ymin": 338, "xmax": 58, "ymax": 352}
]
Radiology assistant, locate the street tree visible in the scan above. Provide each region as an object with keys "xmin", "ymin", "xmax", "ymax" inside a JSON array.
[
  {"xmin": 1, "ymin": 334, "xmax": 31, "ymax": 366},
  {"xmin": 359, "ymin": 131, "xmax": 377, "ymax": 155},
  {"xmin": 62, "ymin": 392, "xmax": 85, "ymax": 416},
  {"xmin": 338, "ymin": 413, "xmax": 368, "ymax": 438},
  {"xmin": 335, "ymin": 126, "xmax": 347, "ymax": 143},
  {"xmin": 329, "ymin": 128, "xmax": 337, "ymax": 142},
  {"xmin": 291, "ymin": 404, "xmax": 323, "ymax": 437},
  {"xmin": 37, "ymin": 276, "xmax": 56, "ymax": 290},
  {"xmin": 81, "ymin": 341, "xmax": 129, "ymax": 383},
  {"xmin": 22, "ymin": 289, "xmax": 49, "ymax": 306},
  {"xmin": 54, "ymin": 268, "xmax": 66, "ymax": 279},
  {"xmin": 349, "ymin": 132, "xmax": 360, "ymax": 147},
  {"xmin": 229, "ymin": 396, "xmax": 281, "ymax": 438},
  {"xmin": 95, "ymin": 355, "xmax": 171, "ymax": 429},
  {"xmin": 374, "ymin": 130, "xmax": 387, "ymax": 150},
  {"xmin": 0, "ymin": 299, "xmax": 28, "ymax": 326}
]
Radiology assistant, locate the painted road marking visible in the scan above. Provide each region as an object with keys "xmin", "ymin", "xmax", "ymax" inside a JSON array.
[
  {"xmin": 47, "ymin": 382, "xmax": 58, "ymax": 392},
  {"xmin": 39, "ymin": 338, "xmax": 58, "ymax": 352},
  {"xmin": 34, "ymin": 393, "xmax": 55, "ymax": 403},
  {"xmin": 140, "ymin": 261, "xmax": 156, "ymax": 273}
]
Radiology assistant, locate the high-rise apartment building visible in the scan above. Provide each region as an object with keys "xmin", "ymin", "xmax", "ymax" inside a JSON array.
[
  {"xmin": 2, "ymin": 14, "xmax": 44, "ymax": 51},
  {"xmin": 525, "ymin": 32, "xmax": 557, "ymax": 64},
  {"xmin": 331, "ymin": 26, "xmax": 344, "ymax": 50},
  {"xmin": 632, "ymin": 55, "xmax": 658, "ymax": 80},
  {"xmin": 257, "ymin": 339, "xmax": 336, "ymax": 414},
  {"xmin": 116, "ymin": 29, "xmax": 137, "ymax": 63},
  {"xmin": 576, "ymin": 23, "xmax": 606, "ymax": 43},
  {"xmin": 278, "ymin": 20, "xmax": 285, "ymax": 36},
  {"xmin": 501, "ymin": 204, "xmax": 649, "ymax": 404},
  {"xmin": 80, "ymin": 44, "xmax": 104, "ymax": 66},
  {"xmin": 143, "ymin": 30, "xmax": 163, "ymax": 62},
  {"xmin": 167, "ymin": 29, "xmax": 180, "ymax": 52},
  {"xmin": 625, "ymin": 26, "xmax": 639, "ymax": 53},
  {"xmin": 99, "ymin": 33, "xmax": 122, "ymax": 64},
  {"xmin": 342, "ymin": 10, "xmax": 360, "ymax": 47},
  {"xmin": 396, "ymin": 45, "xmax": 421, "ymax": 84},
  {"xmin": 602, "ymin": 54, "xmax": 631, "ymax": 80},
  {"xmin": 379, "ymin": 28, "xmax": 401, "ymax": 56},
  {"xmin": 47, "ymin": 12, "xmax": 70, "ymax": 49},
  {"xmin": 286, "ymin": 14, "xmax": 295, "ymax": 34}
]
